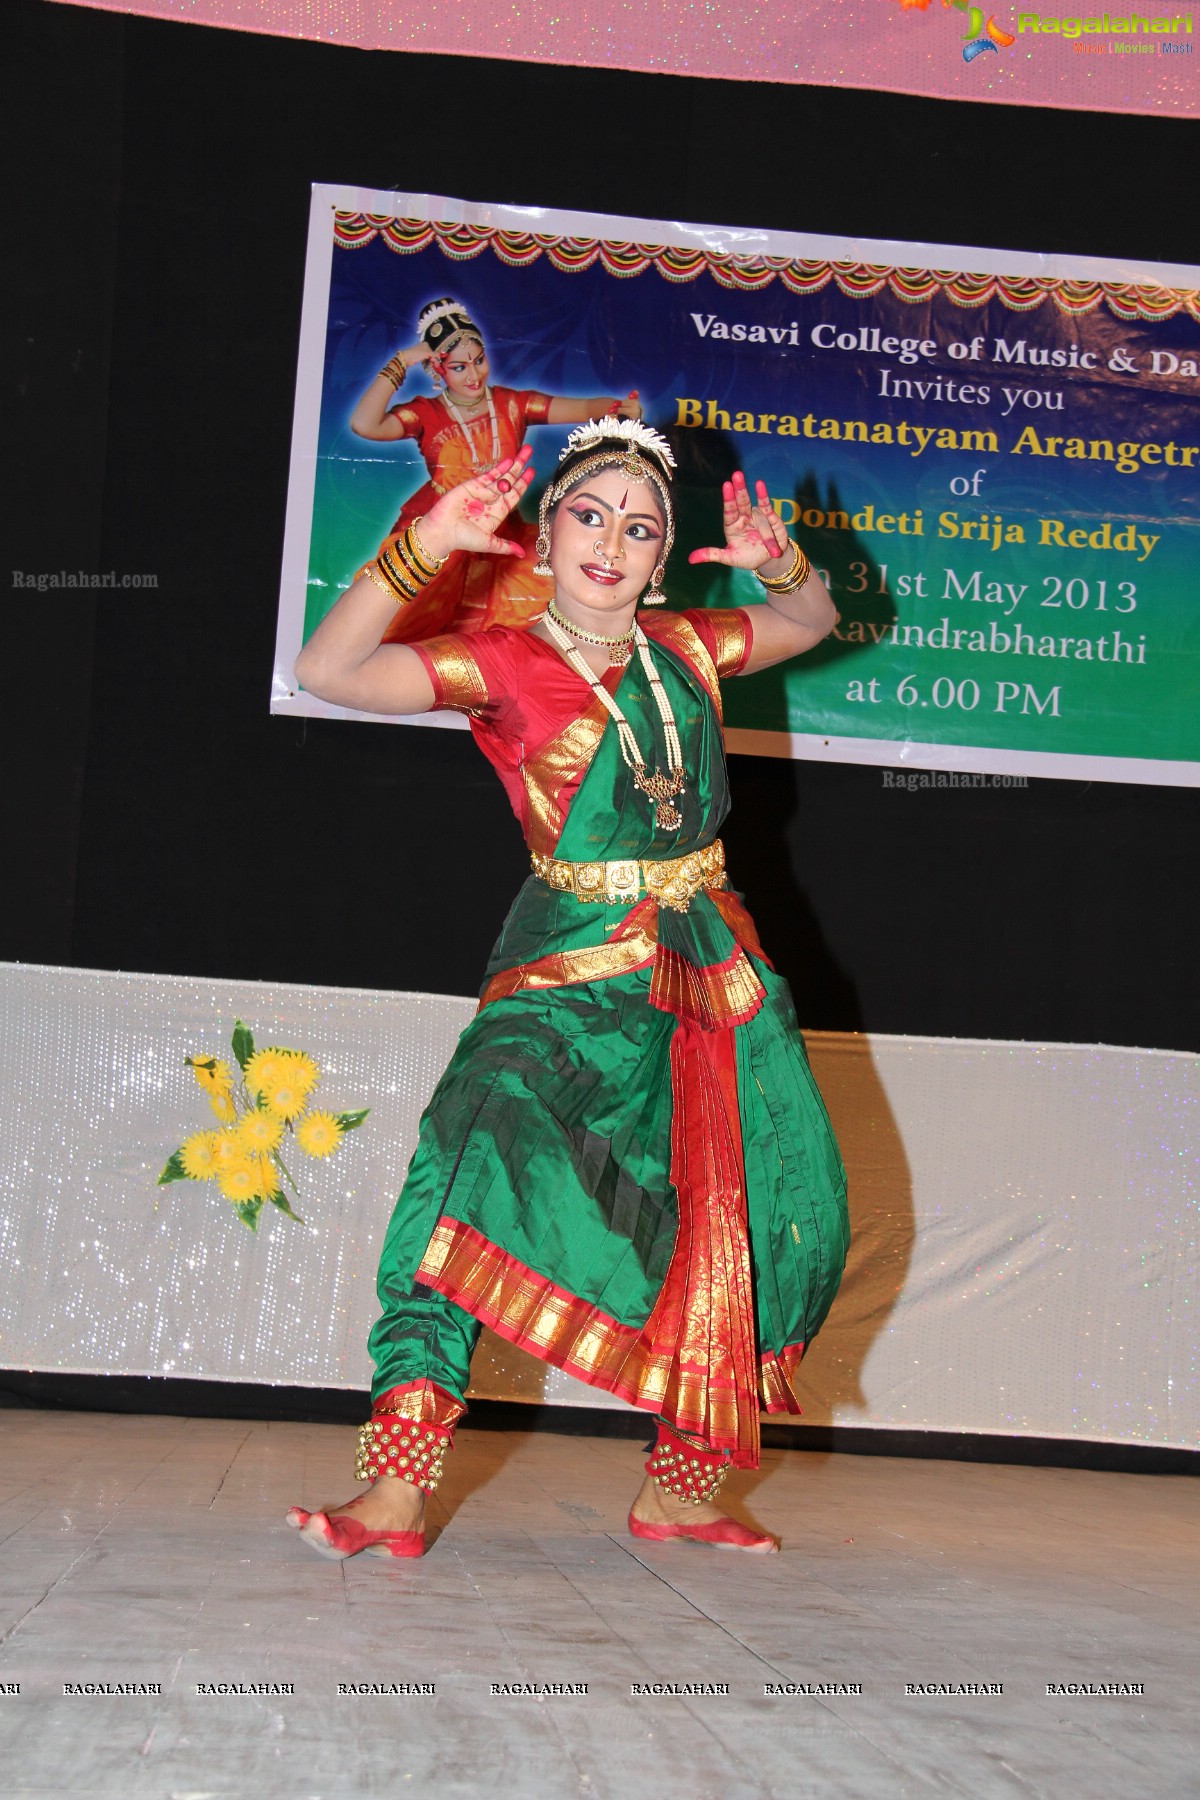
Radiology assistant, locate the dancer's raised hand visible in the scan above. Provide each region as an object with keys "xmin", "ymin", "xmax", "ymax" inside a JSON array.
[
  {"xmin": 607, "ymin": 390, "xmax": 643, "ymax": 420},
  {"xmin": 419, "ymin": 447, "xmax": 537, "ymax": 561},
  {"xmin": 688, "ymin": 470, "xmax": 792, "ymax": 574}
]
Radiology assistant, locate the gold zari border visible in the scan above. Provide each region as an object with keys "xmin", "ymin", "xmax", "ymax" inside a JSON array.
[
  {"xmin": 520, "ymin": 699, "xmax": 610, "ymax": 856},
  {"xmin": 480, "ymin": 907, "xmax": 657, "ymax": 1009},
  {"xmin": 642, "ymin": 613, "xmax": 723, "ymax": 722},
  {"xmin": 759, "ymin": 1342, "xmax": 807, "ymax": 1414},
  {"xmin": 415, "ymin": 1221, "xmax": 806, "ymax": 1442},
  {"xmin": 419, "ymin": 636, "xmax": 489, "ymax": 714},
  {"xmin": 649, "ymin": 945, "xmax": 765, "ymax": 1032},
  {"xmin": 705, "ymin": 609, "xmax": 752, "ymax": 678},
  {"xmin": 416, "ymin": 1218, "xmax": 742, "ymax": 1443},
  {"xmin": 371, "ymin": 1380, "xmax": 467, "ymax": 1427}
]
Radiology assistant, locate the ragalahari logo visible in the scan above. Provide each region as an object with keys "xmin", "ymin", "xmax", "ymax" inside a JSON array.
[
  {"xmin": 952, "ymin": 0, "xmax": 1018, "ymax": 56},
  {"xmin": 895, "ymin": 0, "xmax": 1016, "ymax": 59}
]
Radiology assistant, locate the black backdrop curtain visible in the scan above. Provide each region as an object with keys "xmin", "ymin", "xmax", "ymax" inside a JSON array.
[{"xmin": 5, "ymin": 0, "xmax": 1198, "ymax": 1050}]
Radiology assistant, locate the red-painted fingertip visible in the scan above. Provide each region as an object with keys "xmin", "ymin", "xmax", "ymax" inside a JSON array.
[{"xmin": 687, "ymin": 550, "xmax": 706, "ymax": 564}]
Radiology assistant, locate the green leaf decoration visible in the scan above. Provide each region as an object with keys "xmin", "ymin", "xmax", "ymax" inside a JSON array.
[
  {"xmin": 231, "ymin": 1198, "xmax": 263, "ymax": 1230},
  {"xmin": 267, "ymin": 1190, "xmax": 306, "ymax": 1224},
  {"xmin": 335, "ymin": 1109, "xmax": 370, "ymax": 1133},
  {"xmin": 231, "ymin": 1019, "xmax": 255, "ymax": 1072},
  {"xmin": 157, "ymin": 1149, "xmax": 189, "ymax": 1186},
  {"xmin": 186, "ymin": 1056, "xmax": 216, "ymax": 1071}
]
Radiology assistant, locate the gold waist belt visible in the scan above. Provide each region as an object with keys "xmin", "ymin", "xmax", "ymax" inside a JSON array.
[{"xmin": 530, "ymin": 840, "xmax": 727, "ymax": 913}]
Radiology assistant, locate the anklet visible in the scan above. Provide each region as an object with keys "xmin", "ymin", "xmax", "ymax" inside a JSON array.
[
  {"xmin": 646, "ymin": 1424, "xmax": 731, "ymax": 1505},
  {"xmin": 355, "ymin": 1416, "xmax": 452, "ymax": 1493}
]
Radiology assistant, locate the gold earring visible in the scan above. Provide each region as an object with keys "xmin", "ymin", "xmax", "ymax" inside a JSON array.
[
  {"xmin": 533, "ymin": 530, "xmax": 552, "ymax": 578},
  {"xmin": 641, "ymin": 562, "xmax": 667, "ymax": 606}
]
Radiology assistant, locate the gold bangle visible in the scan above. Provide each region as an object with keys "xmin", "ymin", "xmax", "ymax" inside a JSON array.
[
  {"xmin": 378, "ymin": 546, "xmax": 421, "ymax": 601},
  {"xmin": 767, "ymin": 555, "xmax": 811, "ymax": 595},
  {"xmin": 388, "ymin": 538, "xmax": 431, "ymax": 594},
  {"xmin": 756, "ymin": 541, "xmax": 801, "ymax": 588},
  {"xmin": 380, "ymin": 353, "xmax": 408, "ymax": 390},
  {"xmin": 757, "ymin": 542, "xmax": 811, "ymax": 594},
  {"xmin": 406, "ymin": 516, "xmax": 447, "ymax": 575},
  {"xmin": 376, "ymin": 551, "xmax": 412, "ymax": 599},
  {"xmin": 364, "ymin": 563, "xmax": 397, "ymax": 600},
  {"xmin": 392, "ymin": 535, "xmax": 430, "ymax": 587}
]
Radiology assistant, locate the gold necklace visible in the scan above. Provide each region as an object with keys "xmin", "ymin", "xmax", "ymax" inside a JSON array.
[
  {"xmin": 542, "ymin": 615, "xmax": 686, "ymax": 829},
  {"xmin": 546, "ymin": 599, "xmax": 637, "ymax": 668},
  {"xmin": 443, "ymin": 387, "xmax": 500, "ymax": 469}
]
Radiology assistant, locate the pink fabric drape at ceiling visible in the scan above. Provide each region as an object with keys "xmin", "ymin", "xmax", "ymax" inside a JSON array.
[{"xmin": 49, "ymin": 0, "xmax": 1200, "ymax": 117}]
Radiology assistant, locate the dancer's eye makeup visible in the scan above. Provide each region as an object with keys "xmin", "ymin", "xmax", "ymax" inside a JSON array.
[{"xmin": 566, "ymin": 496, "xmax": 662, "ymax": 540}]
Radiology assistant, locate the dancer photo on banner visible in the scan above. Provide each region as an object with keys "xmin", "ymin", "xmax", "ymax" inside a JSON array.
[
  {"xmin": 350, "ymin": 297, "xmax": 641, "ymax": 643},
  {"xmin": 275, "ymin": 187, "xmax": 1200, "ymax": 787}
]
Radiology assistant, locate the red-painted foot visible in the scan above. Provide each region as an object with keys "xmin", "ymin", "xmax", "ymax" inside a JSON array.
[
  {"xmin": 628, "ymin": 1510, "xmax": 778, "ymax": 1553},
  {"xmin": 288, "ymin": 1507, "xmax": 425, "ymax": 1560}
]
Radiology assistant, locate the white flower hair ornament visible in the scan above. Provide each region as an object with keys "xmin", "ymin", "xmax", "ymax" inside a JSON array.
[{"xmin": 558, "ymin": 417, "xmax": 678, "ymax": 471}]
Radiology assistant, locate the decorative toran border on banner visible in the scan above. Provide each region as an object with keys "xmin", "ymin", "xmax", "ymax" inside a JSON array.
[{"xmin": 333, "ymin": 215, "xmax": 1200, "ymax": 325}]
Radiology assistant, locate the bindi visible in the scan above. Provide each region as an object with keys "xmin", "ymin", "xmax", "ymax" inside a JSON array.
[{"xmin": 618, "ymin": 490, "xmax": 629, "ymax": 514}]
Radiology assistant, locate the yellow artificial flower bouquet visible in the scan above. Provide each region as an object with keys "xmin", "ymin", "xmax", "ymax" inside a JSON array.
[{"xmin": 157, "ymin": 1019, "xmax": 369, "ymax": 1229}]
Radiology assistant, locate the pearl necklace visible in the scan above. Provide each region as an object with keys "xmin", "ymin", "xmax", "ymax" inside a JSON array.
[
  {"xmin": 546, "ymin": 599, "xmax": 636, "ymax": 668},
  {"xmin": 443, "ymin": 387, "xmax": 500, "ymax": 471},
  {"xmin": 542, "ymin": 614, "xmax": 686, "ymax": 830}
]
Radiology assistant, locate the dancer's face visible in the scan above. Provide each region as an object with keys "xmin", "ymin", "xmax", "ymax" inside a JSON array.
[
  {"xmin": 550, "ymin": 465, "xmax": 667, "ymax": 619},
  {"xmin": 441, "ymin": 336, "xmax": 489, "ymax": 403}
]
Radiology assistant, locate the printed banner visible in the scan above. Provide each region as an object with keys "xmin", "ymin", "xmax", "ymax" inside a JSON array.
[{"xmin": 274, "ymin": 186, "xmax": 1200, "ymax": 785}]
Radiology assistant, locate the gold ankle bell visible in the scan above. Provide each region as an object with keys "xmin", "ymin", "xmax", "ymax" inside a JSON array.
[{"xmin": 354, "ymin": 1416, "xmax": 451, "ymax": 1494}]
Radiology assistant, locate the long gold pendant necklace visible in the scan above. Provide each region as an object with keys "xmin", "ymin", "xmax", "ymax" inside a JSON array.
[{"xmin": 542, "ymin": 611, "xmax": 686, "ymax": 830}]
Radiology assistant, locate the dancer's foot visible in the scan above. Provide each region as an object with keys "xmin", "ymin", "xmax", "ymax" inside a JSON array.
[
  {"xmin": 329, "ymin": 1480, "xmax": 425, "ymax": 1533},
  {"xmin": 627, "ymin": 1475, "xmax": 778, "ymax": 1553},
  {"xmin": 286, "ymin": 1479, "xmax": 426, "ymax": 1559}
]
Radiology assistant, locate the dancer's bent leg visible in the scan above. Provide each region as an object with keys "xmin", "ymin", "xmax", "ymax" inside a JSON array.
[{"xmin": 288, "ymin": 1280, "xmax": 481, "ymax": 1558}]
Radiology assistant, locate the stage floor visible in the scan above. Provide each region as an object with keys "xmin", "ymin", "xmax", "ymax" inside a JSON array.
[{"xmin": 0, "ymin": 1411, "xmax": 1194, "ymax": 1799}]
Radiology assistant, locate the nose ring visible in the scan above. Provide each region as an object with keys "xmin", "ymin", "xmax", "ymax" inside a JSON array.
[{"xmin": 593, "ymin": 537, "xmax": 626, "ymax": 563}]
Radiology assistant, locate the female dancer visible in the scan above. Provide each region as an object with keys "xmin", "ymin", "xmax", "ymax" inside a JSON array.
[
  {"xmin": 350, "ymin": 297, "xmax": 641, "ymax": 643},
  {"xmin": 289, "ymin": 419, "xmax": 849, "ymax": 1558}
]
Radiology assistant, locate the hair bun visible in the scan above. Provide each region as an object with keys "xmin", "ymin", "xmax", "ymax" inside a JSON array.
[{"xmin": 418, "ymin": 298, "xmax": 481, "ymax": 355}]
